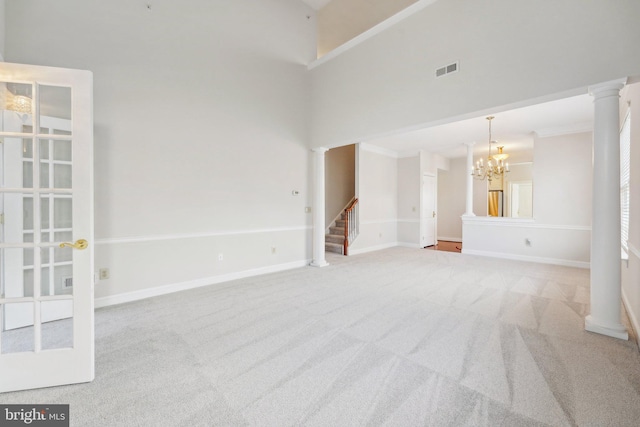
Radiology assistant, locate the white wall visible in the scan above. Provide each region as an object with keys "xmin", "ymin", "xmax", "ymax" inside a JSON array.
[
  {"xmin": 463, "ymin": 132, "xmax": 593, "ymax": 267},
  {"xmin": 397, "ymin": 155, "xmax": 420, "ymax": 246},
  {"xmin": 5, "ymin": 0, "xmax": 317, "ymax": 303},
  {"xmin": 437, "ymin": 157, "xmax": 466, "ymax": 241},
  {"xmin": 325, "ymin": 144, "xmax": 355, "ymax": 228},
  {"xmin": 0, "ymin": 0, "xmax": 5, "ymax": 61},
  {"xmin": 621, "ymin": 82, "xmax": 640, "ymax": 345},
  {"xmin": 310, "ymin": 0, "xmax": 640, "ymax": 148},
  {"xmin": 349, "ymin": 145, "xmax": 398, "ymax": 253},
  {"xmin": 533, "ymin": 132, "xmax": 592, "ymax": 226}
]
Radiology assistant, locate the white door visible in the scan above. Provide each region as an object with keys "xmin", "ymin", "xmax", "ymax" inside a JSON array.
[
  {"xmin": 421, "ymin": 174, "xmax": 436, "ymax": 247},
  {"xmin": 0, "ymin": 62, "xmax": 94, "ymax": 393},
  {"xmin": 509, "ymin": 181, "xmax": 533, "ymax": 218}
]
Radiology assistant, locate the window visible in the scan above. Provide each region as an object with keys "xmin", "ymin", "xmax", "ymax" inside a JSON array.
[{"xmin": 621, "ymin": 110, "xmax": 631, "ymax": 251}]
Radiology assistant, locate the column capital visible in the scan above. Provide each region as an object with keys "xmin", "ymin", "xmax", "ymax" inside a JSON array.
[
  {"xmin": 463, "ymin": 141, "xmax": 476, "ymax": 147},
  {"xmin": 589, "ymin": 78, "xmax": 627, "ymax": 98},
  {"xmin": 311, "ymin": 147, "xmax": 329, "ymax": 154}
]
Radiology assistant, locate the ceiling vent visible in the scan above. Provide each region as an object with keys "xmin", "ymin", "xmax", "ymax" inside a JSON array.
[{"xmin": 436, "ymin": 61, "xmax": 459, "ymax": 77}]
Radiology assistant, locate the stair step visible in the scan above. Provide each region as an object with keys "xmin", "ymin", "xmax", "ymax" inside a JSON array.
[
  {"xmin": 325, "ymin": 242, "xmax": 344, "ymax": 254},
  {"xmin": 325, "ymin": 234, "xmax": 344, "ymax": 244},
  {"xmin": 335, "ymin": 219, "xmax": 346, "ymax": 227},
  {"xmin": 329, "ymin": 226, "xmax": 345, "ymax": 235}
]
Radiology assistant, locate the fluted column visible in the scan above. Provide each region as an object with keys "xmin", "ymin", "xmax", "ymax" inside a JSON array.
[
  {"xmin": 585, "ymin": 78, "xmax": 628, "ymax": 340},
  {"xmin": 311, "ymin": 147, "xmax": 329, "ymax": 267},
  {"xmin": 463, "ymin": 142, "xmax": 476, "ymax": 217}
]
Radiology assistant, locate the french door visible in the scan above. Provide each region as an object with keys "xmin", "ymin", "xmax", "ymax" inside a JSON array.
[{"xmin": 0, "ymin": 62, "xmax": 94, "ymax": 393}]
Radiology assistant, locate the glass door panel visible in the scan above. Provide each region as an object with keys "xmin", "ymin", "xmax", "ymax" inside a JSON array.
[
  {"xmin": 1, "ymin": 302, "xmax": 35, "ymax": 354},
  {"xmin": 41, "ymin": 300, "xmax": 73, "ymax": 350}
]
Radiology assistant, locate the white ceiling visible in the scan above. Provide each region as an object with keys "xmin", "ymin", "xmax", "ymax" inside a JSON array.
[
  {"xmin": 364, "ymin": 94, "xmax": 594, "ymax": 159},
  {"xmin": 301, "ymin": 0, "xmax": 332, "ymax": 11}
]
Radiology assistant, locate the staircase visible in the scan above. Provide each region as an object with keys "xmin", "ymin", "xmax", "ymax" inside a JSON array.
[
  {"xmin": 325, "ymin": 215, "xmax": 347, "ymax": 254},
  {"xmin": 325, "ymin": 198, "xmax": 359, "ymax": 255}
]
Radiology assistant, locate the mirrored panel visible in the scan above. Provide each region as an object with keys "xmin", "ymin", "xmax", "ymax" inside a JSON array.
[
  {"xmin": 41, "ymin": 300, "xmax": 73, "ymax": 350},
  {"xmin": 0, "ymin": 248, "xmax": 35, "ymax": 298},
  {"xmin": 1, "ymin": 302, "xmax": 35, "ymax": 354},
  {"xmin": 503, "ymin": 163, "xmax": 533, "ymax": 218},
  {"xmin": 480, "ymin": 163, "xmax": 534, "ymax": 218},
  {"xmin": 38, "ymin": 85, "xmax": 71, "ymax": 126}
]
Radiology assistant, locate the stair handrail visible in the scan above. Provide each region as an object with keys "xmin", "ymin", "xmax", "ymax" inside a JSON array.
[{"xmin": 343, "ymin": 198, "xmax": 359, "ymax": 256}]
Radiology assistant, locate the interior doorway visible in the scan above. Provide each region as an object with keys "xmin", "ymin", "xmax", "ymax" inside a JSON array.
[{"xmin": 421, "ymin": 174, "xmax": 436, "ymax": 247}]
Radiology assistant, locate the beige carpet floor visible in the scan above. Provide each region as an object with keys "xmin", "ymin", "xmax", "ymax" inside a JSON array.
[{"xmin": 2, "ymin": 247, "xmax": 640, "ymax": 426}]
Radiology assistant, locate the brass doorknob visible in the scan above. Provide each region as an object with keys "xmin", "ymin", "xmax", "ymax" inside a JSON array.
[{"xmin": 59, "ymin": 239, "xmax": 89, "ymax": 250}]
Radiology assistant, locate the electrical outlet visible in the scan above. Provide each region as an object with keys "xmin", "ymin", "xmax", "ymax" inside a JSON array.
[
  {"xmin": 99, "ymin": 268, "xmax": 109, "ymax": 280},
  {"xmin": 218, "ymin": 253, "xmax": 224, "ymax": 261}
]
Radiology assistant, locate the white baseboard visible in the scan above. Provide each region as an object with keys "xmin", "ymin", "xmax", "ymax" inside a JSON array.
[
  {"xmin": 437, "ymin": 236, "xmax": 462, "ymax": 243},
  {"xmin": 95, "ymin": 259, "xmax": 311, "ymax": 309},
  {"xmin": 348, "ymin": 242, "xmax": 399, "ymax": 256},
  {"xmin": 461, "ymin": 248, "xmax": 590, "ymax": 269},
  {"xmin": 622, "ymin": 287, "xmax": 640, "ymax": 351}
]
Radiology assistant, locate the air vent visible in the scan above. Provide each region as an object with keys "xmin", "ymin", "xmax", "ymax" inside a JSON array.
[
  {"xmin": 435, "ymin": 61, "xmax": 459, "ymax": 77},
  {"xmin": 63, "ymin": 276, "xmax": 73, "ymax": 288}
]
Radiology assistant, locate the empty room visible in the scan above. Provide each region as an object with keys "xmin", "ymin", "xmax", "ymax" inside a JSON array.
[{"xmin": 1, "ymin": 0, "xmax": 640, "ymax": 426}]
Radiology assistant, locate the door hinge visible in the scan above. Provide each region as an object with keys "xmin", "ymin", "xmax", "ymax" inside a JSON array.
[{"xmin": 0, "ymin": 213, "xmax": 4, "ymax": 224}]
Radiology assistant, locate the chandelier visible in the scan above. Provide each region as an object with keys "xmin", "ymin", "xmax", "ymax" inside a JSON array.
[
  {"xmin": 11, "ymin": 94, "xmax": 32, "ymax": 113},
  {"xmin": 471, "ymin": 116, "xmax": 510, "ymax": 182}
]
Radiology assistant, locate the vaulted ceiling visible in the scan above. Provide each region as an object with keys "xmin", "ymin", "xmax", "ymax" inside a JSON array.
[
  {"xmin": 302, "ymin": 0, "xmax": 419, "ymax": 57},
  {"xmin": 301, "ymin": 0, "xmax": 595, "ymax": 159}
]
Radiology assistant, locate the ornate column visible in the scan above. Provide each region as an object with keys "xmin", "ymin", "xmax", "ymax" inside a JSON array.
[
  {"xmin": 585, "ymin": 78, "xmax": 628, "ymax": 340},
  {"xmin": 311, "ymin": 147, "xmax": 329, "ymax": 267},
  {"xmin": 464, "ymin": 142, "xmax": 476, "ymax": 217}
]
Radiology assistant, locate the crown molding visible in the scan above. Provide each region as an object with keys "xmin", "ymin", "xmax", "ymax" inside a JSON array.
[{"xmin": 534, "ymin": 121, "xmax": 592, "ymax": 138}]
